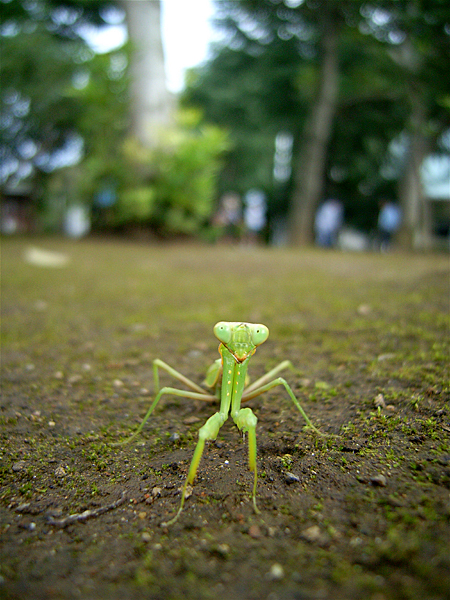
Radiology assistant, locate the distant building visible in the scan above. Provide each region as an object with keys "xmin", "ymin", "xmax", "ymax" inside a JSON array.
[
  {"xmin": 422, "ymin": 155, "xmax": 450, "ymax": 250},
  {"xmin": 1, "ymin": 183, "xmax": 35, "ymax": 234}
]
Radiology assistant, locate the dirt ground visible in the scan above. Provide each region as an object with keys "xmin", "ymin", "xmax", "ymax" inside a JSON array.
[{"xmin": 1, "ymin": 237, "xmax": 449, "ymax": 600}]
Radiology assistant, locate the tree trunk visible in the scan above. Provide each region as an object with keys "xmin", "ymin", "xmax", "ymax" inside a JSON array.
[
  {"xmin": 397, "ymin": 93, "xmax": 431, "ymax": 250},
  {"xmin": 123, "ymin": 0, "xmax": 173, "ymax": 148},
  {"xmin": 288, "ymin": 12, "xmax": 340, "ymax": 246}
]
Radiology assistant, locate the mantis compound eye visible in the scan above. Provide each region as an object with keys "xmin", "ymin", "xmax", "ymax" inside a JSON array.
[
  {"xmin": 250, "ymin": 324, "xmax": 269, "ymax": 346},
  {"xmin": 214, "ymin": 321, "xmax": 233, "ymax": 344}
]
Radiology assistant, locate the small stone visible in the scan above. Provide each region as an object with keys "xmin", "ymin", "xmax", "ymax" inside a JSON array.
[
  {"xmin": 285, "ymin": 472, "xmax": 300, "ymax": 484},
  {"xmin": 141, "ymin": 532, "xmax": 151, "ymax": 543},
  {"xmin": 113, "ymin": 379, "xmax": 124, "ymax": 388},
  {"xmin": 82, "ymin": 363, "xmax": 92, "ymax": 371},
  {"xmin": 377, "ymin": 353, "xmax": 395, "ymax": 361},
  {"xmin": 183, "ymin": 416, "xmax": 201, "ymax": 424},
  {"xmin": 215, "ymin": 544, "xmax": 229, "ymax": 558},
  {"xmin": 138, "ymin": 511, "xmax": 147, "ymax": 519},
  {"xmin": 248, "ymin": 524, "xmax": 261, "ymax": 539},
  {"xmin": 357, "ymin": 304, "xmax": 371, "ymax": 315},
  {"xmin": 54, "ymin": 371, "xmax": 64, "ymax": 380},
  {"xmin": 48, "ymin": 421, "xmax": 56, "ymax": 427},
  {"xmin": 54, "ymin": 466, "xmax": 66, "ymax": 477},
  {"xmin": 301, "ymin": 525, "xmax": 321, "ymax": 542},
  {"xmin": 140, "ymin": 388, "xmax": 150, "ymax": 395},
  {"xmin": 68, "ymin": 374, "xmax": 82, "ymax": 384},
  {"xmin": 169, "ymin": 432, "xmax": 180, "ymax": 442},
  {"xmin": 267, "ymin": 563, "xmax": 284, "ymax": 580},
  {"xmin": 370, "ymin": 474, "xmax": 387, "ymax": 487},
  {"xmin": 12, "ymin": 461, "xmax": 26, "ymax": 472}
]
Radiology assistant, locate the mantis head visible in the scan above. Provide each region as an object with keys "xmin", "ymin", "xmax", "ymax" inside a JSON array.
[{"xmin": 214, "ymin": 321, "xmax": 269, "ymax": 363}]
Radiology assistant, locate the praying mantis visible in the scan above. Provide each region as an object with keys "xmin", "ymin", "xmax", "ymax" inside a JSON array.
[{"xmin": 117, "ymin": 321, "xmax": 323, "ymax": 526}]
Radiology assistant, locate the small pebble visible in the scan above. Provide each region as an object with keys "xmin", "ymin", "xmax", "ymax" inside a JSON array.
[
  {"xmin": 12, "ymin": 461, "xmax": 26, "ymax": 472},
  {"xmin": 248, "ymin": 524, "xmax": 261, "ymax": 539},
  {"xmin": 183, "ymin": 416, "xmax": 201, "ymax": 424},
  {"xmin": 169, "ymin": 432, "xmax": 180, "ymax": 442},
  {"xmin": 113, "ymin": 379, "xmax": 124, "ymax": 388},
  {"xmin": 54, "ymin": 466, "xmax": 66, "ymax": 477},
  {"xmin": 141, "ymin": 532, "xmax": 151, "ymax": 543},
  {"xmin": 377, "ymin": 353, "xmax": 395, "ymax": 361},
  {"xmin": 285, "ymin": 472, "xmax": 300, "ymax": 484},
  {"xmin": 54, "ymin": 371, "xmax": 64, "ymax": 380},
  {"xmin": 267, "ymin": 563, "xmax": 284, "ymax": 580},
  {"xmin": 138, "ymin": 512, "xmax": 147, "ymax": 519},
  {"xmin": 370, "ymin": 474, "xmax": 387, "ymax": 487},
  {"xmin": 301, "ymin": 525, "xmax": 322, "ymax": 543},
  {"xmin": 48, "ymin": 421, "xmax": 56, "ymax": 427},
  {"xmin": 357, "ymin": 304, "xmax": 371, "ymax": 315}
]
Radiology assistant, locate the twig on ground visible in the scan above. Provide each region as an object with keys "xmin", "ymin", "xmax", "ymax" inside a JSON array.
[{"xmin": 48, "ymin": 491, "xmax": 127, "ymax": 528}]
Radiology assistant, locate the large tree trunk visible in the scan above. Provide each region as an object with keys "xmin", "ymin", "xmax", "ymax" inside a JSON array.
[
  {"xmin": 397, "ymin": 92, "xmax": 431, "ymax": 250},
  {"xmin": 123, "ymin": 0, "xmax": 173, "ymax": 148},
  {"xmin": 288, "ymin": 12, "xmax": 340, "ymax": 246}
]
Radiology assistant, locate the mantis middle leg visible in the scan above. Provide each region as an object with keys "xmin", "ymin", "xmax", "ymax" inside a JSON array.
[
  {"xmin": 243, "ymin": 360, "xmax": 297, "ymax": 395},
  {"xmin": 243, "ymin": 376, "xmax": 325, "ymax": 436},
  {"xmin": 153, "ymin": 358, "xmax": 215, "ymax": 398},
  {"xmin": 114, "ymin": 385, "xmax": 216, "ymax": 446}
]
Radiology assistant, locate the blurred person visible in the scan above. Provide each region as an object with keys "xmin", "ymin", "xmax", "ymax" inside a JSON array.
[
  {"xmin": 377, "ymin": 200, "xmax": 401, "ymax": 251},
  {"xmin": 314, "ymin": 199, "xmax": 344, "ymax": 248},
  {"xmin": 213, "ymin": 192, "xmax": 242, "ymax": 243},
  {"xmin": 243, "ymin": 189, "xmax": 267, "ymax": 245}
]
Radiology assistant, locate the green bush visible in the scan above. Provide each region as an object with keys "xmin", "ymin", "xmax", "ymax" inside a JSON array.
[{"xmin": 113, "ymin": 111, "xmax": 230, "ymax": 236}]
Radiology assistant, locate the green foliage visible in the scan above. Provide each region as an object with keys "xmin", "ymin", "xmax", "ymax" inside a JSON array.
[
  {"xmin": 0, "ymin": 0, "xmax": 116, "ymax": 182},
  {"xmin": 109, "ymin": 111, "xmax": 230, "ymax": 235},
  {"xmin": 184, "ymin": 0, "xmax": 450, "ymax": 234}
]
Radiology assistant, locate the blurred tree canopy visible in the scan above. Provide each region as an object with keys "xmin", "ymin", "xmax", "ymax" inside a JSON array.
[
  {"xmin": 2, "ymin": 0, "xmax": 448, "ymax": 244},
  {"xmin": 184, "ymin": 0, "xmax": 450, "ymax": 245},
  {"xmin": 1, "ymin": 0, "xmax": 228, "ymax": 237}
]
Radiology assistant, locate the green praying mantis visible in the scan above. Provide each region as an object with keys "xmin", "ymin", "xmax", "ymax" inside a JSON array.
[{"xmin": 117, "ymin": 322, "xmax": 323, "ymax": 526}]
